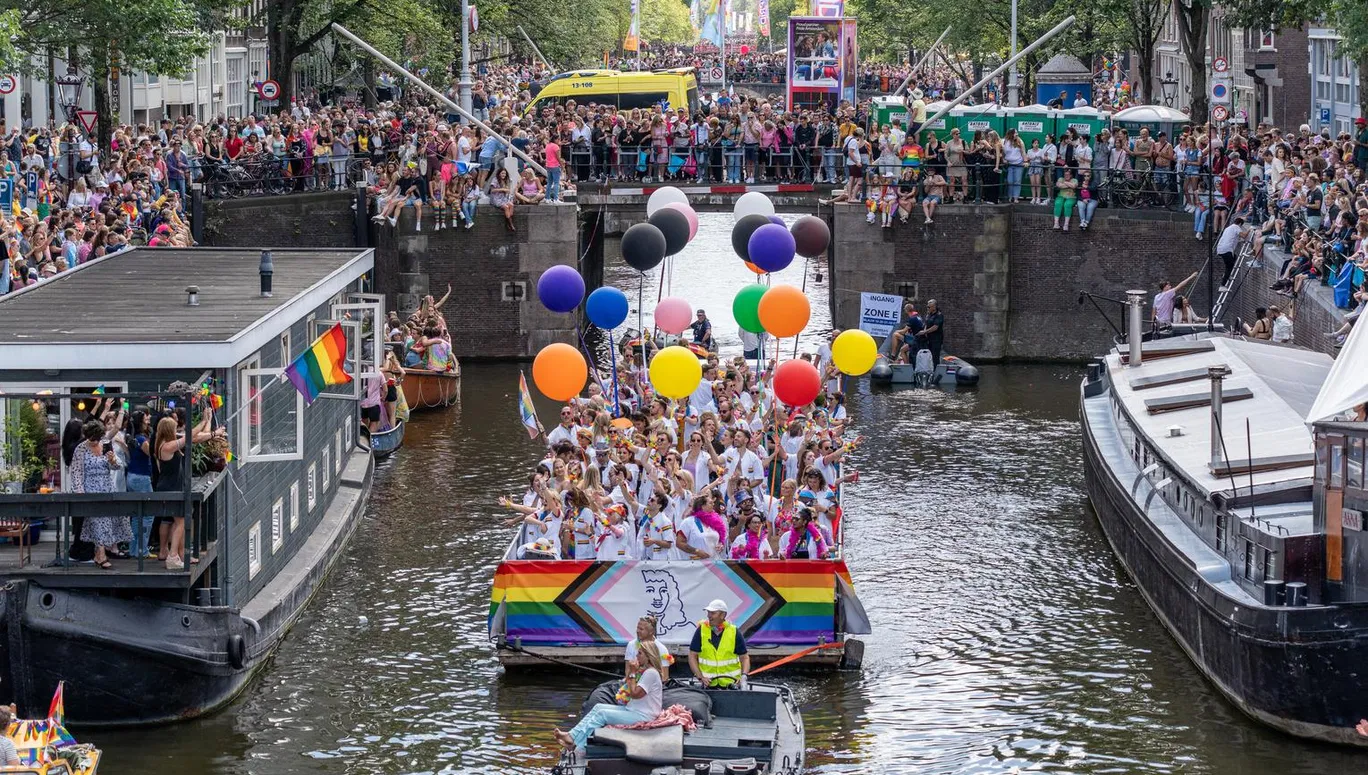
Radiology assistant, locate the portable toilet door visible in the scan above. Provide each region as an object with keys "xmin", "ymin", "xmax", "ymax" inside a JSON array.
[
  {"xmin": 1006, "ymin": 105, "xmax": 1054, "ymax": 148},
  {"xmin": 871, "ymin": 95, "xmax": 909, "ymax": 132},
  {"xmin": 951, "ymin": 103, "xmax": 1004, "ymax": 140},
  {"xmin": 1057, "ymin": 106, "xmax": 1107, "ymax": 142},
  {"xmin": 919, "ymin": 101, "xmax": 955, "ymax": 143}
]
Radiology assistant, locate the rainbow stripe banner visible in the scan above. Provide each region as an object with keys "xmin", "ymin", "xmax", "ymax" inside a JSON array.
[
  {"xmin": 285, "ymin": 323, "xmax": 353, "ymax": 405},
  {"xmin": 489, "ymin": 559, "xmax": 859, "ymax": 647}
]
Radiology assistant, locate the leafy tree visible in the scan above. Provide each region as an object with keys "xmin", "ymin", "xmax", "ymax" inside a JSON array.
[
  {"xmin": 1223, "ymin": 0, "xmax": 1368, "ymax": 115},
  {"xmin": 1104, "ymin": 0, "xmax": 1166, "ymax": 103},
  {"xmin": 1173, "ymin": 0, "xmax": 1210, "ymax": 122}
]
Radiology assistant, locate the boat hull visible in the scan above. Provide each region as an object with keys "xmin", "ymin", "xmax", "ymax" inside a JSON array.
[
  {"xmin": 401, "ymin": 368, "xmax": 460, "ymax": 411},
  {"xmin": 366, "ymin": 420, "xmax": 405, "ymax": 458},
  {"xmin": 1080, "ymin": 383, "xmax": 1368, "ymax": 745}
]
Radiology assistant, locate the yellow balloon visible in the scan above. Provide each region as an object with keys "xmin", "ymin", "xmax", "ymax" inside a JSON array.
[
  {"xmin": 649, "ymin": 345, "xmax": 704, "ymax": 400},
  {"xmin": 831, "ymin": 329, "xmax": 878, "ymax": 376}
]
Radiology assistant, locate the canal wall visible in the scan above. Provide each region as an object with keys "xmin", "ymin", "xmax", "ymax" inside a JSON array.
[
  {"xmin": 1226, "ymin": 246, "xmax": 1343, "ymax": 359},
  {"xmin": 830, "ymin": 204, "xmax": 1212, "ymax": 361},
  {"xmin": 200, "ymin": 190, "xmax": 361, "ymax": 249}
]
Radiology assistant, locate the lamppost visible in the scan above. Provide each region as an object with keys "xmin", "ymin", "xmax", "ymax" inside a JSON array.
[
  {"xmin": 55, "ymin": 67, "xmax": 85, "ymax": 183},
  {"xmin": 1161, "ymin": 72, "xmax": 1177, "ymax": 107}
]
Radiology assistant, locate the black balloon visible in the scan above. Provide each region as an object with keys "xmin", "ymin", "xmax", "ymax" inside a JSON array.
[
  {"xmin": 648, "ymin": 207, "xmax": 691, "ymax": 256},
  {"xmin": 791, "ymin": 215, "xmax": 831, "ymax": 258},
  {"xmin": 621, "ymin": 223, "xmax": 668, "ymax": 272},
  {"xmin": 731, "ymin": 214, "xmax": 772, "ymax": 262}
]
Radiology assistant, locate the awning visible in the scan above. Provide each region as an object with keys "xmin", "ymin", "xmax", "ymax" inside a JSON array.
[{"xmin": 1307, "ymin": 317, "xmax": 1368, "ymax": 424}]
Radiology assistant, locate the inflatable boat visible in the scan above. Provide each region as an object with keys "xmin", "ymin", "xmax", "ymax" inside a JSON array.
[
  {"xmin": 868, "ymin": 335, "xmax": 979, "ymax": 387},
  {"xmin": 551, "ymin": 680, "xmax": 803, "ymax": 775}
]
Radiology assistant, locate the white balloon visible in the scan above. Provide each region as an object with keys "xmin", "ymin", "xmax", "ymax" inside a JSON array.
[
  {"xmin": 733, "ymin": 191, "xmax": 776, "ymax": 222},
  {"xmin": 646, "ymin": 186, "xmax": 690, "ymax": 217}
]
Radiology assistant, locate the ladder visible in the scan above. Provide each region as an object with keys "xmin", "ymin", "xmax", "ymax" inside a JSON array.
[{"xmin": 1211, "ymin": 237, "xmax": 1257, "ymax": 322}]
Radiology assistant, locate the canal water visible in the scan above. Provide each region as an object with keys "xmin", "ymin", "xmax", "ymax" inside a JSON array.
[{"xmin": 95, "ymin": 214, "xmax": 1363, "ymax": 773}]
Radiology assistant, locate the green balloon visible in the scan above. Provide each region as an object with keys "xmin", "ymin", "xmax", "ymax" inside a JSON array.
[{"xmin": 733, "ymin": 284, "xmax": 768, "ymax": 334}]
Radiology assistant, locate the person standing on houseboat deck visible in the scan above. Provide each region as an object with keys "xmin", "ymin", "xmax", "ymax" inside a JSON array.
[
  {"xmin": 154, "ymin": 415, "xmax": 223, "ymax": 570},
  {"xmin": 71, "ymin": 420, "xmax": 130, "ymax": 570},
  {"xmin": 690, "ymin": 309, "xmax": 714, "ymax": 352},
  {"xmin": 554, "ymin": 640, "xmax": 664, "ymax": 750},
  {"xmin": 689, "ymin": 599, "xmax": 750, "ymax": 688}
]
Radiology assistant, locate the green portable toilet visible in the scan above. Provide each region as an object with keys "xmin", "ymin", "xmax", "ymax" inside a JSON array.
[
  {"xmin": 919, "ymin": 100, "xmax": 954, "ymax": 142},
  {"xmin": 951, "ymin": 103, "xmax": 1004, "ymax": 139},
  {"xmin": 1056, "ymin": 106, "xmax": 1108, "ymax": 142},
  {"xmin": 870, "ymin": 95, "xmax": 909, "ymax": 131},
  {"xmin": 1006, "ymin": 104, "xmax": 1054, "ymax": 147}
]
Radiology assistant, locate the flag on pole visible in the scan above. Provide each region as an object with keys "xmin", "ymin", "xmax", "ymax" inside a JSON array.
[
  {"xmin": 700, "ymin": 0, "xmax": 724, "ymax": 48},
  {"xmin": 284, "ymin": 323, "xmax": 353, "ymax": 405},
  {"xmin": 518, "ymin": 372, "xmax": 543, "ymax": 439},
  {"xmin": 47, "ymin": 681, "xmax": 64, "ymax": 725},
  {"xmin": 758, "ymin": 0, "xmax": 770, "ymax": 35},
  {"xmin": 625, "ymin": 0, "xmax": 641, "ymax": 52}
]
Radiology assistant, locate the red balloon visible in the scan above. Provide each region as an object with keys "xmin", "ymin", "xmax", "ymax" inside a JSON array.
[{"xmin": 773, "ymin": 360, "xmax": 821, "ymax": 407}]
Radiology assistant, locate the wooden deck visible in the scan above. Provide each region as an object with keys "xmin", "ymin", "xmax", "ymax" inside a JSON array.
[{"xmin": 0, "ymin": 538, "xmax": 218, "ymax": 589}]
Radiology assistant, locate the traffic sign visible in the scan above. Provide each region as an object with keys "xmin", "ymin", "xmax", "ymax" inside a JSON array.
[
  {"xmin": 0, "ymin": 179, "xmax": 14, "ymax": 213},
  {"xmin": 1212, "ymin": 56, "xmax": 1229, "ymax": 74},
  {"xmin": 1321, "ymin": 106, "xmax": 1332, "ymax": 123},
  {"xmin": 1212, "ymin": 105, "xmax": 1229, "ymax": 122},
  {"xmin": 0, "ymin": 75, "xmax": 15, "ymax": 95},
  {"xmin": 256, "ymin": 79, "xmax": 281, "ymax": 101},
  {"xmin": 469, "ymin": 5, "xmax": 479, "ymax": 32},
  {"xmin": 1210, "ymin": 77, "xmax": 1232, "ymax": 105},
  {"xmin": 24, "ymin": 171, "xmax": 37, "ymax": 201},
  {"xmin": 75, "ymin": 110, "xmax": 98, "ymax": 135}
]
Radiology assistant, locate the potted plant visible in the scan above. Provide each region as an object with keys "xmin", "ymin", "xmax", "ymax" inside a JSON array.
[{"xmin": 0, "ymin": 463, "xmax": 23, "ymax": 494}]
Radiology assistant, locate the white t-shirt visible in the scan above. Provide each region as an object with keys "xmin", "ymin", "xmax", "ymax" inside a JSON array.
[
  {"xmin": 597, "ymin": 519, "xmax": 635, "ymax": 560},
  {"xmin": 723, "ymin": 447, "xmax": 766, "ymax": 482},
  {"xmin": 625, "ymin": 665, "xmax": 663, "ymax": 718},
  {"xmin": 640, "ymin": 511, "xmax": 676, "ymax": 560},
  {"xmin": 546, "ymin": 422, "xmax": 581, "ymax": 448},
  {"xmin": 677, "ymin": 515, "xmax": 719, "ymax": 558},
  {"xmin": 572, "ymin": 507, "xmax": 597, "ymax": 559}
]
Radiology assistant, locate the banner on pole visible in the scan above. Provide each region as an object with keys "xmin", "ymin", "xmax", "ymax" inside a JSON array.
[
  {"xmin": 858, "ymin": 291, "xmax": 903, "ymax": 338},
  {"xmin": 625, "ymin": 0, "xmax": 641, "ymax": 52},
  {"xmin": 758, "ymin": 0, "xmax": 770, "ymax": 36}
]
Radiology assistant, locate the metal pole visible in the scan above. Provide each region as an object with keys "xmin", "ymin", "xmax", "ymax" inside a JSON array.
[
  {"xmin": 1126, "ymin": 290, "xmax": 1144, "ymax": 366},
  {"xmin": 923, "ymin": 15, "xmax": 1076, "ymax": 130},
  {"xmin": 458, "ymin": 0, "xmax": 474, "ymax": 122},
  {"xmin": 1008, "ymin": 0, "xmax": 1019, "ymax": 106},
  {"xmin": 516, "ymin": 25, "xmax": 556, "ymax": 73},
  {"xmin": 893, "ymin": 26, "xmax": 951, "ymax": 97},
  {"xmin": 330, "ymin": 23, "xmax": 547, "ymax": 176},
  {"xmin": 720, "ymin": 0, "xmax": 728, "ymax": 96}
]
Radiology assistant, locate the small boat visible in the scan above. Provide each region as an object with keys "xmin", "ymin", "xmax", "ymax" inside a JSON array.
[
  {"xmin": 868, "ymin": 335, "xmax": 979, "ymax": 387},
  {"xmin": 7, "ymin": 685, "xmax": 102, "ymax": 774},
  {"xmin": 401, "ymin": 367, "xmax": 460, "ymax": 410},
  {"xmin": 364, "ymin": 420, "xmax": 405, "ymax": 459},
  {"xmin": 554, "ymin": 680, "xmax": 804, "ymax": 775}
]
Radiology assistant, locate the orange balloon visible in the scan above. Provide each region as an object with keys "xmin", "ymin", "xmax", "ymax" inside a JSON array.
[
  {"xmin": 757, "ymin": 284, "xmax": 811, "ymax": 338},
  {"xmin": 744, "ymin": 261, "xmax": 766, "ymax": 275},
  {"xmin": 532, "ymin": 343, "xmax": 588, "ymax": 401}
]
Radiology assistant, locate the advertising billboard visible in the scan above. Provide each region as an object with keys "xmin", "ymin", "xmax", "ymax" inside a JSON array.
[{"xmin": 787, "ymin": 16, "xmax": 856, "ymax": 113}]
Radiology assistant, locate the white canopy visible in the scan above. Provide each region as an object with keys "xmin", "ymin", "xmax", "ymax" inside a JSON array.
[
  {"xmin": 1111, "ymin": 104, "xmax": 1191, "ymax": 124},
  {"xmin": 1307, "ymin": 316, "xmax": 1368, "ymax": 424}
]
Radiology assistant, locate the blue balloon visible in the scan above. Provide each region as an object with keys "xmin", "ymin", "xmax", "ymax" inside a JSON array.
[
  {"xmin": 537, "ymin": 264, "xmax": 586, "ymax": 314},
  {"xmin": 747, "ymin": 223, "xmax": 796, "ymax": 273},
  {"xmin": 586, "ymin": 286, "xmax": 629, "ymax": 329},
  {"xmin": 767, "ymin": 215, "xmax": 786, "ymax": 226}
]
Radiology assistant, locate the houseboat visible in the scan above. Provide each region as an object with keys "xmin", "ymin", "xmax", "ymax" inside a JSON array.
[
  {"xmin": 1080, "ymin": 292, "xmax": 1368, "ymax": 745},
  {"xmin": 0, "ymin": 246, "xmax": 385, "ymax": 726}
]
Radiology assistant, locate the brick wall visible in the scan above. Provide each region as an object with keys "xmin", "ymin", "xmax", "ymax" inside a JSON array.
[
  {"xmin": 373, "ymin": 203, "xmax": 581, "ymax": 359},
  {"xmin": 830, "ymin": 203, "xmax": 1210, "ymax": 361},
  {"xmin": 201, "ymin": 191, "xmax": 360, "ymax": 248},
  {"xmin": 1226, "ymin": 245, "xmax": 1343, "ymax": 358}
]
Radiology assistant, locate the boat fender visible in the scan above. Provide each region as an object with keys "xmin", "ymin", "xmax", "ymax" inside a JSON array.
[
  {"xmin": 838, "ymin": 638, "xmax": 865, "ymax": 670},
  {"xmin": 227, "ymin": 633, "xmax": 247, "ymax": 670},
  {"xmin": 955, "ymin": 363, "xmax": 980, "ymax": 385}
]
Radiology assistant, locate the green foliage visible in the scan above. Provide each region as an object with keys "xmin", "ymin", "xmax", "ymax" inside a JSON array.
[
  {"xmin": 1, "ymin": 0, "xmax": 219, "ymax": 77},
  {"xmin": 640, "ymin": 0, "xmax": 695, "ymax": 46}
]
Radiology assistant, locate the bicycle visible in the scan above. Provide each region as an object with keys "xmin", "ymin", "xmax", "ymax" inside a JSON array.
[{"xmin": 1114, "ymin": 167, "xmax": 1180, "ymax": 210}]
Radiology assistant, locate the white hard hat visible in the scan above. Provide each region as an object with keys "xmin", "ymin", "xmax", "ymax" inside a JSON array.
[{"xmin": 704, "ymin": 599, "xmax": 729, "ymax": 613}]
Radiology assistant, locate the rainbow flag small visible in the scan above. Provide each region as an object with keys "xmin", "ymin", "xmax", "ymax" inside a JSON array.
[
  {"xmin": 47, "ymin": 681, "xmax": 63, "ymax": 725},
  {"xmin": 285, "ymin": 323, "xmax": 353, "ymax": 405},
  {"xmin": 518, "ymin": 371, "xmax": 542, "ymax": 439}
]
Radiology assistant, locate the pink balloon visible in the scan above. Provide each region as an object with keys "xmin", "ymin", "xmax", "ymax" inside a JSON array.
[
  {"xmin": 654, "ymin": 296, "xmax": 694, "ymax": 335},
  {"xmin": 661, "ymin": 201, "xmax": 698, "ymax": 242}
]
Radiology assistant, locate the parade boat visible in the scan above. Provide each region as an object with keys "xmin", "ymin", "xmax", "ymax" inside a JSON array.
[
  {"xmin": 552, "ymin": 680, "xmax": 804, "ymax": 775},
  {"xmin": 400, "ymin": 366, "xmax": 460, "ymax": 411},
  {"xmin": 1079, "ymin": 293, "xmax": 1368, "ymax": 745},
  {"xmin": 0, "ymin": 247, "xmax": 383, "ymax": 726}
]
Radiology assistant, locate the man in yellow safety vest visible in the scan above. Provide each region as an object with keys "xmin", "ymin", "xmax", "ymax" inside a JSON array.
[{"xmin": 688, "ymin": 599, "xmax": 750, "ymax": 688}]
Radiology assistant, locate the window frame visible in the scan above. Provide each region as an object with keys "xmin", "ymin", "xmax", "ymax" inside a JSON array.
[{"xmin": 237, "ymin": 367, "xmax": 305, "ymax": 463}]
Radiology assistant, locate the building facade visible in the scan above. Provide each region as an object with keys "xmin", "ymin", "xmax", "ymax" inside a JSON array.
[{"xmin": 1308, "ymin": 26, "xmax": 1363, "ymax": 135}]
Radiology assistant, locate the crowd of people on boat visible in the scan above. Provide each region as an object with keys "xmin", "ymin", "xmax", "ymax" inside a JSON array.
[{"xmin": 498, "ymin": 327, "xmax": 860, "ymax": 563}]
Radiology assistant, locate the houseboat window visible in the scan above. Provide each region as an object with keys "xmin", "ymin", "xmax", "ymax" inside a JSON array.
[
  {"xmin": 237, "ymin": 365, "xmax": 305, "ymax": 463},
  {"xmin": 1262, "ymin": 546, "xmax": 1274, "ymax": 579},
  {"xmin": 1216, "ymin": 513, "xmax": 1227, "ymax": 551},
  {"xmin": 1316, "ymin": 437, "xmax": 1328, "ymax": 485},
  {"xmin": 1349, "ymin": 437, "xmax": 1364, "ymax": 490},
  {"xmin": 271, "ymin": 497, "xmax": 284, "ymax": 552},
  {"xmin": 1243, "ymin": 539, "xmax": 1255, "ymax": 581},
  {"xmin": 289, "ymin": 480, "xmax": 300, "ymax": 531},
  {"xmin": 279, "ymin": 331, "xmax": 292, "ymax": 368},
  {"xmin": 1330, "ymin": 436, "xmax": 1345, "ymax": 489},
  {"xmin": 248, "ymin": 521, "xmax": 262, "ymax": 580}
]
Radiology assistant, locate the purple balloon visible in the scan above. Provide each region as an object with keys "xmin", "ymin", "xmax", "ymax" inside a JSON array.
[
  {"xmin": 747, "ymin": 223, "xmax": 796, "ymax": 273},
  {"xmin": 537, "ymin": 264, "xmax": 586, "ymax": 313},
  {"xmin": 767, "ymin": 215, "xmax": 786, "ymax": 226}
]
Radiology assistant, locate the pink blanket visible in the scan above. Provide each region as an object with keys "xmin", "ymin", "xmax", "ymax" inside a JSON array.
[{"xmin": 608, "ymin": 704, "xmax": 697, "ymax": 732}]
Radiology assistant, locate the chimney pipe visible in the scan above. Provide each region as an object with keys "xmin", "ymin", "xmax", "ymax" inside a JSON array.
[
  {"xmin": 1126, "ymin": 289, "xmax": 1145, "ymax": 366},
  {"xmin": 185, "ymin": 285, "xmax": 199, "ymax": 307},
  {"xmin": 259, "ymin": 250, "xmax": 274, "ymax": 298},
  {"xmin": 1209, "ymin": 365, "xmax": 1232, "ymax": 469}
]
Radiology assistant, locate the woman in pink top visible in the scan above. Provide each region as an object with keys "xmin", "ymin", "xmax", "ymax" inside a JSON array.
[
  {"xmin": 760, "ymin": 121, "xmax": 779, "ymax": 181},
  {"xmin": 515, "ymin": 168, "xmax": 545, "ymax": 205},
  {"xmin": 543, "ymin": 134, "xmax": 562, "ymax": 202}
]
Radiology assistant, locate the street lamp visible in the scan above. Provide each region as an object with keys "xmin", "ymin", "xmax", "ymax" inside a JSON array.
[
  {"xmin": 55, "ymin": 67, "xmax": 84, "ymax": 123},
  {"xmin": 1160, "ymin": 72, "xmax": 1177, "ymax": 107}
]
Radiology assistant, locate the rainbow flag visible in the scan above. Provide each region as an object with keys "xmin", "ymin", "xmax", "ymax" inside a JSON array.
[
  {"xmin": 284, "ymin": 323, "xmax": 352, "ymax": 405},
  {"xmin": 518, "ymin": 371, "xmax": 542, "ymax": 439},
  {"xmin": 47, "ymin": 681, "xmax": 63, "ymax": 725},
  {"xmin": 900, "ymin": 143, "xmax": 922, "ymax": 168}
]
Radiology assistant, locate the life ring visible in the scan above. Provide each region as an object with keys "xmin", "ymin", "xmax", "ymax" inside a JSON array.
[{"xmin": 227, "ymin": 634, "xmax": 247, "ymax": 670}]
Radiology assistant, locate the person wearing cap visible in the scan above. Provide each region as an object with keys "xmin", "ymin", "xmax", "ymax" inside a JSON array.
[
  {"xmin": 689, "ymin": 599, "xmax": 749, "ymax": 688},
  {"xmin": 690, "ymin": 309, "xmax": 714, "ymax": 352}
]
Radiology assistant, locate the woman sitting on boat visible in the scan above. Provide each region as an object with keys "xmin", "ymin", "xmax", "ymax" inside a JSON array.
[
  {"xmin": 415, "ymin": 326, "xmax": 457, "ymax": 372},
  {"xmin": 779, "ymin": 507, "xmax": 833, "ymax": 559},
  {"xmin": 555, "ymin": 640, "xmax": 664, "ymax": 751}
]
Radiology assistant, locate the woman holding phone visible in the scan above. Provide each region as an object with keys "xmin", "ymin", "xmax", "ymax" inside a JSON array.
[{"xmin": 71, "ymin": 420, "xmax": 129, "ymax": 570}]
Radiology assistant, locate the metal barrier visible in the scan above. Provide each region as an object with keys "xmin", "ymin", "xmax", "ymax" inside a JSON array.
[{"xmin": 192, "ymin": 152, "xmax": 373, "ymax": 199}]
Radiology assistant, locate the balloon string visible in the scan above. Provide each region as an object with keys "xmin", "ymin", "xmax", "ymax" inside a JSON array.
[
  {"xmin": 576, "ymin": 322, "xmax": 609, "ymax": 396},
  {"xmin": 609, "ymin": 326, "xmax": 621, "ymax": 418}
]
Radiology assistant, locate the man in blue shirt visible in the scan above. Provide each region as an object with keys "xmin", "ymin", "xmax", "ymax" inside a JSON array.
[{"xmin": 890, "ymin": 301, "xmax": 923, "ymax": 363}]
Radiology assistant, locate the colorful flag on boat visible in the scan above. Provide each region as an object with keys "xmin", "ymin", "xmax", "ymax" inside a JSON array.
[
  {"xmin": 47, "ymin": 681, "xmax": 63, "ymax": 725},
  {"xmin": 518, "ymin": 371, "xmax": 543, "ymax": 439},
  {"xmin": 285, "ymin": 323, "xmax": 353, "ymax": 405}
]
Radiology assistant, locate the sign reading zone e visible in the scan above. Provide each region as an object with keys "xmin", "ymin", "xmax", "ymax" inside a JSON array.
[{"xmin": 859, "ymin": 292, "xmax": 903, "ymax": 338}]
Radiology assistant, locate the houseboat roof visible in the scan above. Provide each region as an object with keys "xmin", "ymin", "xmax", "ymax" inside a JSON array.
[
  {"xmin": 0, "ymin": 247, "xmax": 373, "ymax": 370},
  {"xmin": 1105, "ymin": 335, "xmax": 1331, "ymax": 498}
]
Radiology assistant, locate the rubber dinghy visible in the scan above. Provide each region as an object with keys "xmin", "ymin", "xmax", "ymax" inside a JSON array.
[
  {"xmin": 868, "ymin": 335, "xmax": 979, "ymax": 387},
  {"xmin": 552, "ymin": 680, "xmax": 804, "ymax": 775}
]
